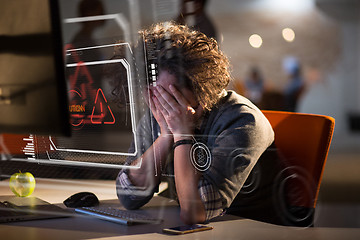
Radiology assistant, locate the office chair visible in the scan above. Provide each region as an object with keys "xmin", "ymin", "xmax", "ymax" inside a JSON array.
[{"xmin": 228, "ymin": 110, "xmax": 335, "ymax": 227}]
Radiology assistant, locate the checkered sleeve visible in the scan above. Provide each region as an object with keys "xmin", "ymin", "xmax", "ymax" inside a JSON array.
[
  {"xmin": 198, "ymin": 177, "xmax": 225, "ymax": 221},
  {"xmin": 117, "ymin": 170, "xmax": 150, "ymax": 202}
]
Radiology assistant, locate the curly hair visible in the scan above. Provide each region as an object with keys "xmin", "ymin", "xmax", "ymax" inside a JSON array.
[
  {"xmin": 106, "ymin": 22, "xmax": 231, "ymax": 110},
  {"xmin": 142, "ymin": 22, "xmax": 231, "ymax": 110}
]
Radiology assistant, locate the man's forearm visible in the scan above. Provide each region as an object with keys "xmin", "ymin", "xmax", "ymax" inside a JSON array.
[
  {"xmin": 128, "ymin": 134, "xmax": 173, "ymax": 188},
  {"xmin": 173, "ymin": 143, "xmax": 206, "ymax": 224}
]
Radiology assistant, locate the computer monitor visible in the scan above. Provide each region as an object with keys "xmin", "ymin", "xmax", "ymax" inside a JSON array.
[
  {"xmin": 0, "ymin": 0, "xmax": 152, "ymax": 175},
  {"xmin": 0, "ymin": 0, "xmax": 70, "ymax": 136},
  {"xmin": 0, "ymin": 0, "xmax": 180, "ymax": 194}
]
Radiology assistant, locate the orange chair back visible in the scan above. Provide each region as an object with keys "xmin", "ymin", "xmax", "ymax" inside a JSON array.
[{"xmin": 262, "ymin": 110, "xmax": 335, "ymax": 208}]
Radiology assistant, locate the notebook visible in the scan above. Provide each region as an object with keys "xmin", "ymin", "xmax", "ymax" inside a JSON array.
[{"xmin": 0, "ymin": 195, "xmax": 71, "ymax": 223}]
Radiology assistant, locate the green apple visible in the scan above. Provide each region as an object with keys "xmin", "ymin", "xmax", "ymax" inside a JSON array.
[{"xmin": 9, "ymin": 171, "xmax": 36, "ymax": 197}]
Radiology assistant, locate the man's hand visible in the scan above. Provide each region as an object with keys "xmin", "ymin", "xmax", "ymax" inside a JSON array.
[
  {"xmin": 152, "ymin": 84, "xmax": 203, "ymax": 136},
  {"xmin": 146, "ymin": 86, "xmax": 172, "ymax": 137}
]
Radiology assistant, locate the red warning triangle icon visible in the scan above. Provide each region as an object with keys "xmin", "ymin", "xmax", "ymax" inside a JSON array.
[
  {"xmin": 65, "ymin": 45, "xmax": 96, "ymax": 105},
  {"xmin": 91, "ymin": 88, "xmax": 115, "ymax": 124},
  {"xmin": 68, "ymin": 61, "xmax": 96, "ymax": 104}
]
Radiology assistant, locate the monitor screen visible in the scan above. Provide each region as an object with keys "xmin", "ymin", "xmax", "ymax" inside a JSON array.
[
  {"xmin": 0, "ymin": 0, "xmax": 70, "ymax": 136},
  {"xmin": 39, "ymin": 0, "xmax": 152, "ymax": 169},
  {"xmin": 0, "ymin": 0, "xmax": 180, "ymax": 194}
]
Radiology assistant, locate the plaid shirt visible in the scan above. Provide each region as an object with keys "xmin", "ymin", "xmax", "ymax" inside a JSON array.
[{"xmin": 117, "ymin": 171, "xmax": 225, "ymax": 221}]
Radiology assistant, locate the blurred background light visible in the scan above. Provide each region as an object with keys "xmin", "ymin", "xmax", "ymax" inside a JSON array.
[
  {"xmin": 252, "ymin": 0, "xmax": 315, "ymax": 13},
  {"xmin": 282, "ymin": 27, "xmax": 295, "ymax": 42},
  {"xmin": 249, "ymin": 34, "xmax": 263, "ymax": 48}
]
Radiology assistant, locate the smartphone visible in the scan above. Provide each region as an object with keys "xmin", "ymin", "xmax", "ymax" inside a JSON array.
[{"xmin": 163, "ymin": 224, "xmax": 213, "ymax": 235}]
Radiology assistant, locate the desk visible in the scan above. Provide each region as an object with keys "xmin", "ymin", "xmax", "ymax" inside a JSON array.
[{"xmin": 0, "ymin": 178, "xmax": 359, "ymax": 240}]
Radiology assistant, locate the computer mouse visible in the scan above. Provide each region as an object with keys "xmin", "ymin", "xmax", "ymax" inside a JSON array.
[{"xmin": 63, "ymin": 192, "xmax": 99, "ymax": 208}]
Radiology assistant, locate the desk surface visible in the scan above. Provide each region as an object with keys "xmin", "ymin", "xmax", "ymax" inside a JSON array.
[{"xmin": 0, "ymin": 178, "xmax": 359, "ymax": 240}]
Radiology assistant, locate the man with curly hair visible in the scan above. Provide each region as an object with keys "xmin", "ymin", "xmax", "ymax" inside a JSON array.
[{"xmin": 116, "ymin": 22, "xmax": 274, "ymax": 224}]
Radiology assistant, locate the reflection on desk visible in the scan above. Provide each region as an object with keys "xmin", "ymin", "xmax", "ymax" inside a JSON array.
[{"xmin": 0, "ymin": 178, "xmax": 359, "ymax": 240}]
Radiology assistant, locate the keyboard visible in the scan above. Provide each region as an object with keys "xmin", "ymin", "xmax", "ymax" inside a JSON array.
[{"xmin": 74, "ymin": 206, "xmax": 161, "ymax": 225}]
